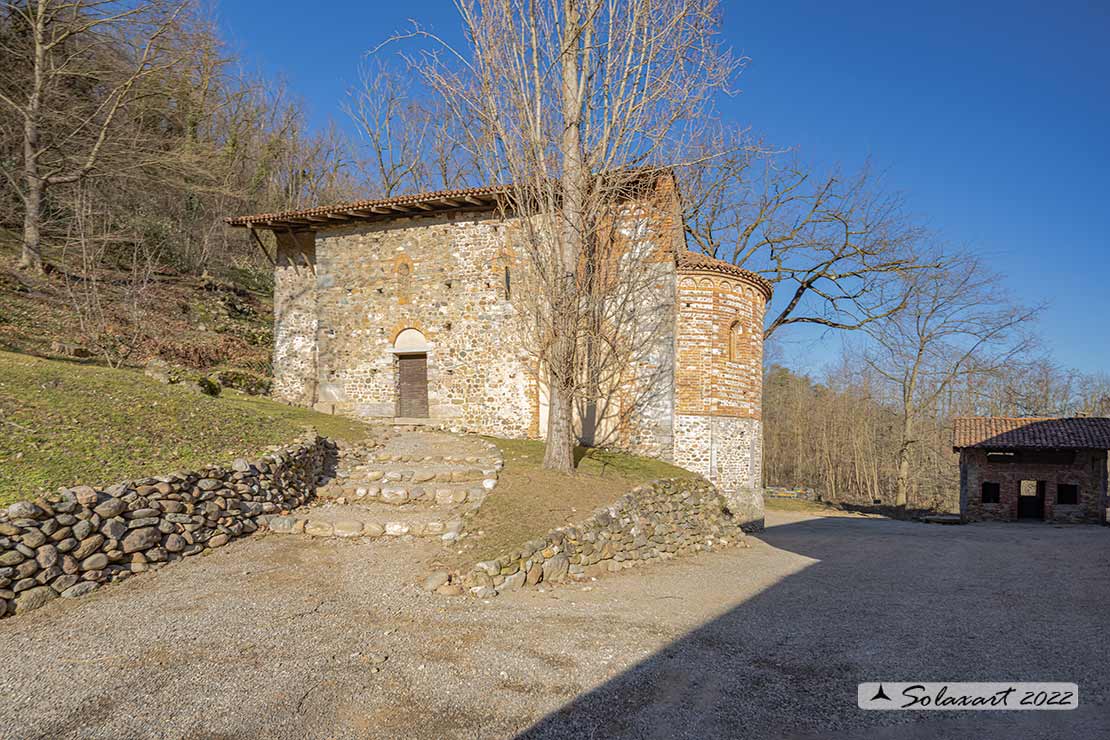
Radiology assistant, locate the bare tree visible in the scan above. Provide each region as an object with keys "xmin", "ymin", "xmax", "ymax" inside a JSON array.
[
  {"xmin": 344, "ymin": 61, "xmax": 432, "ymax": 197},
  {"xmin": 343, "ymin": 60, "xmax": 480, "ymax": 196},
  {"xmin": 391, "ymin": 0, "xmax": 736, "ymax": 471},
  {"xmin": 0, "ymin": 0, "xmax": 196, "ymax": 272},
  {"xmin": 60, "ymin": 182, "xmax": 159, "ymax": 366},
  {"xmin": 863, "ymin": 254, "xmax": 1039, "ymax": 507},
  {"xmin": 681, "ymin": 124, "xmax": 930, "ymax": 339}
]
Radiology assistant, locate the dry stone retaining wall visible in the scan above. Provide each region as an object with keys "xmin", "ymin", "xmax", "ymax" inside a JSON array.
[
  {"xmin": 0, "ymin": 435, "xmax": 334, "ymax": 619},
  {"xmin": 461, "ymin": 477, "xmax": 746, "ymax": 597}
]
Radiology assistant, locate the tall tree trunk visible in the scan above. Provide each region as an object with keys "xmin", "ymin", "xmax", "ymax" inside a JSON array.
[
  {"xmin": 895, "ymin": 404, "xmax": 914, "ymax": 507},
  {"xmin": 20, "ymin": 173, "xmax": 44, "ymax": 272},
  {"xmin": 541, "ymin": 0, "xmax": 587, "ymax": 473},
  {"xmin": 18, "ymin": 9, "xmax": 47, "ymax": 273},
  {"xmin": 544, "ymin": 361, "xmax": 577, "ymax": 471}
]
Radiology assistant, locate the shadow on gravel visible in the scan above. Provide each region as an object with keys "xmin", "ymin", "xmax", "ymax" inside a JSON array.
[{"xmin": 515, "ymin": 516, "xmax": 1110, "ymax": 740}]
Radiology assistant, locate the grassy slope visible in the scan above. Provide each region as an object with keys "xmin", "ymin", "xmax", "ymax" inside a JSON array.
[
  {"xmin": 0, "ymin": 351, "xmax": 368, "ymax": 505},
  {"xmin": 443, "ymin": 437, "xmax": 698, "ymax": 568}
]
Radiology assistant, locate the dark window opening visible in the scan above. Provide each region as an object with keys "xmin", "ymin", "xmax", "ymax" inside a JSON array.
[
  {"xmin": 504, "ymin": 266, "xmax": 512, "ymax": 300},
  {"xmin": 1057, "ymin": 483, "xmax": 1079, "ymax": 506},
  {"xmin": 981, "ymin": 481, "xmax": 1001, "ymax": 504},
  {"xmin": 1018, "ymin": 480, "xmax": 1046, "ymax": 519}
]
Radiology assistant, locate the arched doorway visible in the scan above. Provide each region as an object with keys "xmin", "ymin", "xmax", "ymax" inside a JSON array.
[{"xmin": 392, "ymin": 328, "xmax": 430, "ymax": 418}]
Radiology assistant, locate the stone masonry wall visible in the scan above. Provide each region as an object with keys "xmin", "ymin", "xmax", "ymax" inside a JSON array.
[
  {"xmin": 959, "ymin": 448, "xmax": 1108, "ymax": 523},
  {"xmin": 0, "ymin": 436, "xmax": 334, "ymax": 619},
  {"xmin": 266, "ymin": 177, "xmax": 770, "ymax": 476},
  {"xmin": 273, "ymin": 231, "xmax": 319, "ymax": 407},
  {"xmin": 461, "ymin": 477, "xmax": 745, "ymax": 596},
  {"xmin": 673, "ymin": 416, "xmax": 763, "ymax": 494},
  {"xmin": 673, "ymin": 270, "xmax": 767, "ymax": 523},
  {"xmin": 536, "ymin": 188, "xmax": 681, "ymax": 459},
  {"xmin": 602, "ymin": 188, "xmax": 680, "ymax": 460},
  {"xmin": 312, "ymin": 213, "xmax": 535, "ymax": 439}
]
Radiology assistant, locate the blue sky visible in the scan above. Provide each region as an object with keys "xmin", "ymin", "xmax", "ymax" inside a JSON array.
[{"xmin": 218, "ymin": 0, "xmax": 1110, "ymax": 375}]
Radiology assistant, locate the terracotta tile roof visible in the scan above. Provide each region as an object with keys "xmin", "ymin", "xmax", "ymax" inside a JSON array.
[
  {"xmin": 225, "ymin": 184, "xmax": 508, "ymax": 228},
  {"xmin": 953, "ymin": 416, "xmax": 1110, "ymax": 450},
  {"xmin": 225, "ymin": 169, "xmax": 669, "ymax": 229},
  {"xmin": 676, "ymin": 250, "xmax": 774, "ymax": 299}
]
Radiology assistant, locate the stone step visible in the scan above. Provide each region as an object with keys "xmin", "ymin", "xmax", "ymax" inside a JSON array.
[
  {"xmin": 360, "ymin": 453, "xmax": 500, "ymax": 466},
  {"xmin": 336, "ymin": 465, "xmax": 497, "ymax": 484},
  {"xmin": 281, "ymin": 427, "xmax": 502, "ymax": 545},
  {"xmin": 317, "ymin": 482, "xmax": 486, "ymax": 508},
  {"xmin": 264, "ymin": 504, "xmax": 465, "ymax": 541}
]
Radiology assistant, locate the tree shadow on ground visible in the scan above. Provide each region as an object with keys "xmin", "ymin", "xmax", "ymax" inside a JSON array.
[{"xmin": 516, "ymin": 516, "xmax": 1110, "ymax": 740}]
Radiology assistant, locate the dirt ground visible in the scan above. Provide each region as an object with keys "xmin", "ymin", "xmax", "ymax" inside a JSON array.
[{"xmin": 1, "ymin": 512, "xmax": 1108, "ymax": 739}]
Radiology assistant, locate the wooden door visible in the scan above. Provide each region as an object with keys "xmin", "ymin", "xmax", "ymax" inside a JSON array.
[{"xmin": 397, "ymin": 354, "xmax": 429, "ymax": 418}]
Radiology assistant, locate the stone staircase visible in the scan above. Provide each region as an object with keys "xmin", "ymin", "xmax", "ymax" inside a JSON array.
[{"xmin": 264, "ymin": 426, "xmax": 502, "ymax": 542}]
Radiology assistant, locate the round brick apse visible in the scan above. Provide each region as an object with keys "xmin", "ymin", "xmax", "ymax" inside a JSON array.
[
  {"xmin": 672, "ymin": 261, "xmax": 770, "ymax": 505},
  {"xmin": 673, "ymin": 267, "xmax": 768, "ymax": 421}
]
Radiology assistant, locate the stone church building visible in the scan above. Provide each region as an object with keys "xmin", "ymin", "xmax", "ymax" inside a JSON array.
[{"xmin": 228, "ymin": 175, "xmax": 771, "ymax": 517}]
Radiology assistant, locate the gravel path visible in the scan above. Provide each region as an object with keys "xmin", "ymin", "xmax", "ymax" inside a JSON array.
[{"xmin": 1, "ymin": 511, "xmax": 1107, "ymax": 739}]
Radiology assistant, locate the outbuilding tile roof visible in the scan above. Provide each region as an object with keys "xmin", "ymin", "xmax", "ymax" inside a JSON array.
[{"xmin": 953, "ymin": 416, "xmax": 1110, "ymax": 450}]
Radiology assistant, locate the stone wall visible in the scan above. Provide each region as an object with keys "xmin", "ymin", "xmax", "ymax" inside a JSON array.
[
  {"xmin": 460, "ymin": 477, "xmax": 746, "ymax": 596},
  {"xmin": 273, "ymin": 231, "xmax": 319, "ymax": 407},
  {"xmin": 312, "ymin": 213, "xmax": 536, "ymax": 439},
  {"xmin": 0, "ymin": 436, "xmax": 334, "ymax": 619},
  {"xmin": 959, "ymin": 448, "xmax": 1108, "ymax": 523},
  {"xmin": 533, "ymin": 191, "xmax": 681, "ymax": 459}
]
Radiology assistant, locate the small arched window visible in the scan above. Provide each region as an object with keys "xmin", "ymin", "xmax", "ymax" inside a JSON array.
[
  {"xmin": 729, "ymin": 321, "xmax": 744, "ymax": 362},
  {"xmin": 393, "ymin": 256, "xmax": 414, "ymax": 305}
]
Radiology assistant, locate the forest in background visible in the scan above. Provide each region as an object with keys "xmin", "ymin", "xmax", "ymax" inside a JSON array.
[
  {"xmin": 2, "ymin": 0, "xmax": 1105, "ymax": 506},
  {"xmin": 764, "ymin": 358, "xmax": 1110, "ymax": 512}
]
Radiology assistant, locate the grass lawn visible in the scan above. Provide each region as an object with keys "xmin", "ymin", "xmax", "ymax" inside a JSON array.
[
  {"xmin": 443, "ymin": 437, "xmax": 698, "ymax": 568},
  {"xmin": 0, "ymin": 350, "xmax": 369, "ymax": 505}
]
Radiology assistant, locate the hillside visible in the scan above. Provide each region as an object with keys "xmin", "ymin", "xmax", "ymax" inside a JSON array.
[
  {"xmin": 0, "ymin": 230, "xmax": 274, "ymax": 388},
  {"xmin": 0, "ymin": 351, "xmax": 368, "ymax": 505}
]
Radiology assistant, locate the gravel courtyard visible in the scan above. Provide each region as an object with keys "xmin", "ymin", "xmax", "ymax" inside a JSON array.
[{"xmin": 1, "ymin": 511, "xmax": 1107, "ymax": 739}]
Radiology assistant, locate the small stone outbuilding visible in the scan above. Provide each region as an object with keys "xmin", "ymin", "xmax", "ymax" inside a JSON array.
[
  {"xmin": 954, "ymin": 416, "xmax": 1110, "ymax": 523},
  {"xmin": 228, "ymin": 174, "xmax": 771, "ymax": 521}
]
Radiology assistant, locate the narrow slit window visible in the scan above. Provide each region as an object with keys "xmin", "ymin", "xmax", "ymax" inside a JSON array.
[
  {"xmin": 729, "ymin": 321, "xmax": 743, "ymax": 362},
  {"xmin": 981, "ymin": 481, "xmax": 1000, "ymax": 504},
  {"xmin": 504, "ymin": 266, "xmax": 512, "ymax": 300}
]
